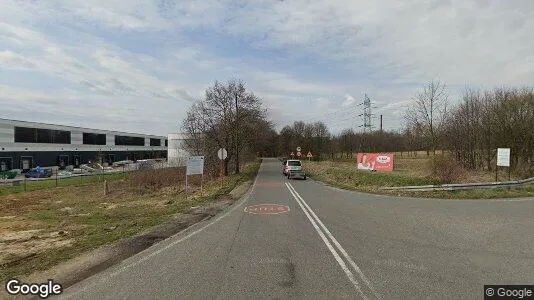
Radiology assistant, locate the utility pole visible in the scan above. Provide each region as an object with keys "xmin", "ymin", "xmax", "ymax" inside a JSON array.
[{"xmin": 234, "ymin": 92, "xmax": 240, "ymax": 174}]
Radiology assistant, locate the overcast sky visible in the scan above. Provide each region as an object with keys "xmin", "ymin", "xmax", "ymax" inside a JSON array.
[{"xmin": 1, "ymin": 1, "xmax": 533, "ymax": 136}]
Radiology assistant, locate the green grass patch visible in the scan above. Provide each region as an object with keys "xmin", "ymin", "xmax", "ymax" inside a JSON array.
[
  {"xmin": 387, "ymin": 185, "xmax": 534, "ymax": 199},
  {"xmin": 0, "ymin": 172, "xmax": 128, "ymax": 196},
  {"xmin": 305, "ymin": 160, "xmax": 534, "ymax": 199},
  {"xmin": 305, "ymin": 161, "xmax": 440, "ymax": 189}
]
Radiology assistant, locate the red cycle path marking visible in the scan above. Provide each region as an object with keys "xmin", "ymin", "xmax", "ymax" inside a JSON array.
[{"xmin": 244, "ymin": 204, "xmax": 290, "ymax": 215}]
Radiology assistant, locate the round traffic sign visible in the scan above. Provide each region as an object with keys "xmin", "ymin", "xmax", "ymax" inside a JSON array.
[
  {"xmin": 244, "ymin": 204, "xmax": 290, "ymax": 215},
  {"xmin": 217, "ymin": 148, "xmax": 228, "ymax": 160},
  {"xmin": 297, "ymin": 147, "xmax": 301, "ymax": 152}
]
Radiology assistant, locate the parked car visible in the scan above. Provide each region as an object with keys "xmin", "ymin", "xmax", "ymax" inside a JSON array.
[
  {"xmin": 24, "ymin": 168, "xmax": 53, "ymax": 178},
  {"xmin": 282, "ymin": 159, "xmax": 307, "ymax": 180}
]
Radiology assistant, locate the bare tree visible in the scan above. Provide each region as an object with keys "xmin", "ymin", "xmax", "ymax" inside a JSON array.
[
  {"xmin": 404, "ymin": 80, "xmax": 449, "ymax": 156},
  {"xmin": 182, "ymin": 79, "xmax": 272, "ymax": 175}
]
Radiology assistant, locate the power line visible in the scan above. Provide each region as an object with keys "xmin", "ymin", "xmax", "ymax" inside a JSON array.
[{"xmin": 296, "ymin": 101, "xmax": 364, "ymax": 123}]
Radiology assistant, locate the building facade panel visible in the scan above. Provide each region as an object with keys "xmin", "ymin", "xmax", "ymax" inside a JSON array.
[
  {"xmin": 0, "ymin": 122, "xmax": 14, "ymax": 143},
  {"xmin": 0, "ymin": 118, "xmax": 168, "ymax": 171}
]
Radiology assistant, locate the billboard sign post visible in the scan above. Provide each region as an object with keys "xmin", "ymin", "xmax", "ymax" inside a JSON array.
[
  {"xmin": 186, "ymin": 156, "xmax": 204, "ymax": 195},
  {"xmin": 217, "ymin": 148, "xmax": 228, "ymax": 180},
  {"xmin": 496, "ymin": 148, "xmax": 511, "ymax": 181}
]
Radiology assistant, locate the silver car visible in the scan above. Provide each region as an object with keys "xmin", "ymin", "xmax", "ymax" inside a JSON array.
[{"xmin": 282, "ymin": 159, "xmax": 307, "ymax": 180}]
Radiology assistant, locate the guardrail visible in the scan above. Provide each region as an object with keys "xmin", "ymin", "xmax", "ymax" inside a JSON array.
[{"xmin": 381, "ymin": 177, "xmax": 534, "ymax": 192}]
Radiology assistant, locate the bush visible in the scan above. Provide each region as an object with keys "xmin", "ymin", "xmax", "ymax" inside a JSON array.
[
  {"xmin": 515, "ymin": 165, "xmax": 534, "ymax": 179},
  {"xmin": 0, "ymin": 171, "xmax": 17, "ymax": 179},
  {"xmin": 429, "ymin": 156, "xmax": 466, "ymax": 184},
  {"xmin": 129, "ymin": 167, "xmax": 187, "ymax": 192}
]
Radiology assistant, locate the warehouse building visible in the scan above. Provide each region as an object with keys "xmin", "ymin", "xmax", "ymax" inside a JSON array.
[{"xmin": 0, "ymin": 118, "xmax": 168, "ymax": 172}]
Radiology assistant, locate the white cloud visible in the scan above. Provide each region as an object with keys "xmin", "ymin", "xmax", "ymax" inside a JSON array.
[
  {"xmin": 342, "ymin": 94, "xmax": 356, "ymax": 107},
  {"xmin": 1, "ymin": 0, "xmax": 533, "ymax": 135}
]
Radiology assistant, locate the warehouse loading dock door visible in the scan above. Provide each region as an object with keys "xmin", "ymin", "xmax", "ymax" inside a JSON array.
[
  {"xmin": 73, "ymin": 155, "xmax": 80, "ymax": 168},
  {"xmin": 0, "ymin": 157, "xmax": 13, "ymax": 171},
  {"xmin": 21, "ymin": 156, "xmax": 33, "ymax": 172}
]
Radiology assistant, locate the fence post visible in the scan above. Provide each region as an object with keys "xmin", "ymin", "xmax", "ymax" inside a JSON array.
[
  {"xmin": 55, "ymin": 169, "xmax": 58, "ymax": 187},
  {"xmin": 104, "ymin": 180, "xmax": 108, "ymax": 195},
  {"xmin": 24, "ymin": 177, "xmax": 27, "ymax": 192}
]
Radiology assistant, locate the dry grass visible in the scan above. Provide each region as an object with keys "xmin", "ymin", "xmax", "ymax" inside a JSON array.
[
  {"xmin": 0, "ymin": 161, "xmax": 261, "ymax": 282},
  {"xmin": 303, "ymin": 154, "xmax": 534, "ymax": 199}
]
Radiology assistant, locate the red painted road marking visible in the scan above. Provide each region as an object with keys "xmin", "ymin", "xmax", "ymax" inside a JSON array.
[{"xmin": 244, "ymin": 204, "xmax": 290, "ymax": 215}]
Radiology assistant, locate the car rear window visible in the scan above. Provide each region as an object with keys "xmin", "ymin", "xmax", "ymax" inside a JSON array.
[{"xmin": 288, "ymin": 161, "xmax": 301, "ymax": 166}]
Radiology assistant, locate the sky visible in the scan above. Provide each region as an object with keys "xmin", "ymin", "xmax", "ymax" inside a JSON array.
[{"xmin": 1, "ymin": 0, "xmax": 533, "ymax": 136}]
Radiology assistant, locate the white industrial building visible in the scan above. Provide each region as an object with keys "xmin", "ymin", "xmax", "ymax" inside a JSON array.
[{"xmin": 0, "ymin": 118, "xmax": 168, "ymax": 172}]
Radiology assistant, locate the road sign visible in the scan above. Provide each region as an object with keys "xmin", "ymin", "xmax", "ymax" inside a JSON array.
[
  {"xmin": 297, "ymin": 151, "xmax": 302, "ymax": 157},
  {"xmin": 297, "ymin": 147, "xmax": 301, "ymax": 152},
  {"xmin": 290, "ymin": 152, "xmax": 295, "ymax": 157},
  {"xmin": 217, "ymin": 148, "xmax": 228, "ymax": 160},
  {"xmin": 307, "ymin": 152, "xmax": 313, "ymax": 158},
  {"xmin": 244, "ymin": 204, "xmax": 290, "ymax": 215},
  {"xmin": 497, "ymin": 148, "xmax": 510, "ymax": 167},
  {"xmin": 186, "ymin": 156, "xmax": 204, "ymax": 175}
]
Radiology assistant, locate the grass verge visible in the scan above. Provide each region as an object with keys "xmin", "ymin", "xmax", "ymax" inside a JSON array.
[
  {"xmin": 0, "ymin": 172, "xmax": 128, "ymax": 196},
  {"xmin": 0, "ymin": 160, "xmax": 260, "ymax": 283},
  {"xmin": 304, "ymin": 160, "xmax": 534, "ymax": 199}
]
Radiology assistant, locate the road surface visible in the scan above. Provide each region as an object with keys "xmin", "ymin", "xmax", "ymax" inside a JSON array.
[{"xmin": 59, "ymin": 158, "xmax": 534, "ymax": 299}]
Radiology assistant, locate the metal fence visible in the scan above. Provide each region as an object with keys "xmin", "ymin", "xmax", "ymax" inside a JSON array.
[
  {"xmin": 381, "ymin": 177, "xmax": 534, "ymax": 192},
  {"xmin": 0, "ymin": 159, "xmax": 170, "ymax": 193}
]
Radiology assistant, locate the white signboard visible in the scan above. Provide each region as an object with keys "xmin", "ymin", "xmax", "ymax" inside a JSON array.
[
  {"xmin": 497, "ymin": 148, "xmax": 510, "ymax": 167},
  {"xmin": 217, "ymin": 148, "xmax": 228, "ymax": 160},
  {"xmin": 187, "ymin": 156, "xmax": 204, "ymax": 175},
  {"xmin": 297, "ymin": 147, "xmax": 301, "ymax": 152}
]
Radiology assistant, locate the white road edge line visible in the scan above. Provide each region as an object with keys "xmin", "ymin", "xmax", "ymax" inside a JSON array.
[
  {"xmin": 287, "ymin": 182, "xmax": 380, "ymax": 299},
  {"xmin": 285, "ymin": 182, "xmax": 368, "ymax": 300},
  {"xmin": 60, "ymin": 162, "xmax": 264, "ymax": 299}
]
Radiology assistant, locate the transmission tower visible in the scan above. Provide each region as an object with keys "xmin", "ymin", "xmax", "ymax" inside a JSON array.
[
  {"xmin": 363, "ymin": 94, "xmax": 372, "ymax": 133},
  {"xmin": 356, "ymin": 93, "xmax": 380, "ymax": 152},
  {"xmin": 358, "ymin": 93, "xmax": 376, "ymax": 133}
]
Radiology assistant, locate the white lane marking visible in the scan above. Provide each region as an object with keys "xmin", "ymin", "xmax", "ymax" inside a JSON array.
[
  {"xmin": 60, "ymin": 162, "xmax": 264, "ymax": 299},
  {"xmin": 287, "ymin": 182, "xmax": 380, "ymax": 299},
  {"xmin": 285, "ymin": 183, "xmax": 368, "ymax": 300}
]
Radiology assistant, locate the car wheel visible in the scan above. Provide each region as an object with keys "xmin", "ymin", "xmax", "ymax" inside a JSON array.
[
  {"xmin": 287, "ymin": 174, "xmax": 291, "ymax": 179},
  {"xmin": 303, "ymin": 175, "xmax": 307, "ymax": 180}
]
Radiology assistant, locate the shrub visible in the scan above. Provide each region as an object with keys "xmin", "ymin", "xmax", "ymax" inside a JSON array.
[
  {"xmin": 129, "ymin": 167, "xmax": 187, "ymax": 192},
  {"xmin": 429, "ymin": 156, "xmax": 466, "ymax": 184},
  {"xmin": 515, "ymin": 165, "xmax": 534, "ymax": 179}
]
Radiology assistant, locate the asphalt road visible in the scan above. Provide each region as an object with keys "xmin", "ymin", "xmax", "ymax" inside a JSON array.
[{"xmin": 59, "ymin": 158, "xmax": 534, "ymax": 299}]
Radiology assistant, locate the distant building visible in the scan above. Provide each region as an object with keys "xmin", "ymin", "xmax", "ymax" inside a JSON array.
[
  {"xmin": 0, "ymin": 118, "xmax": 168, "ymax": 172},
  {"xmin": 167, "ymin": 133, "xmax": 203, "ymax": 167}
]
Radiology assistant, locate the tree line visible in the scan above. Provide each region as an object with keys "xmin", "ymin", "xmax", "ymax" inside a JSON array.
[{"xmin": 183, "ymin": 79, "xmax": 534, "ymax": 177}]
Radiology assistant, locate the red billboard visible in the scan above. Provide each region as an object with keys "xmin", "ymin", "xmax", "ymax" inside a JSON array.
[{"xmin": 357, "ymin": 153, "xmax": 395, "ymax": 172}]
